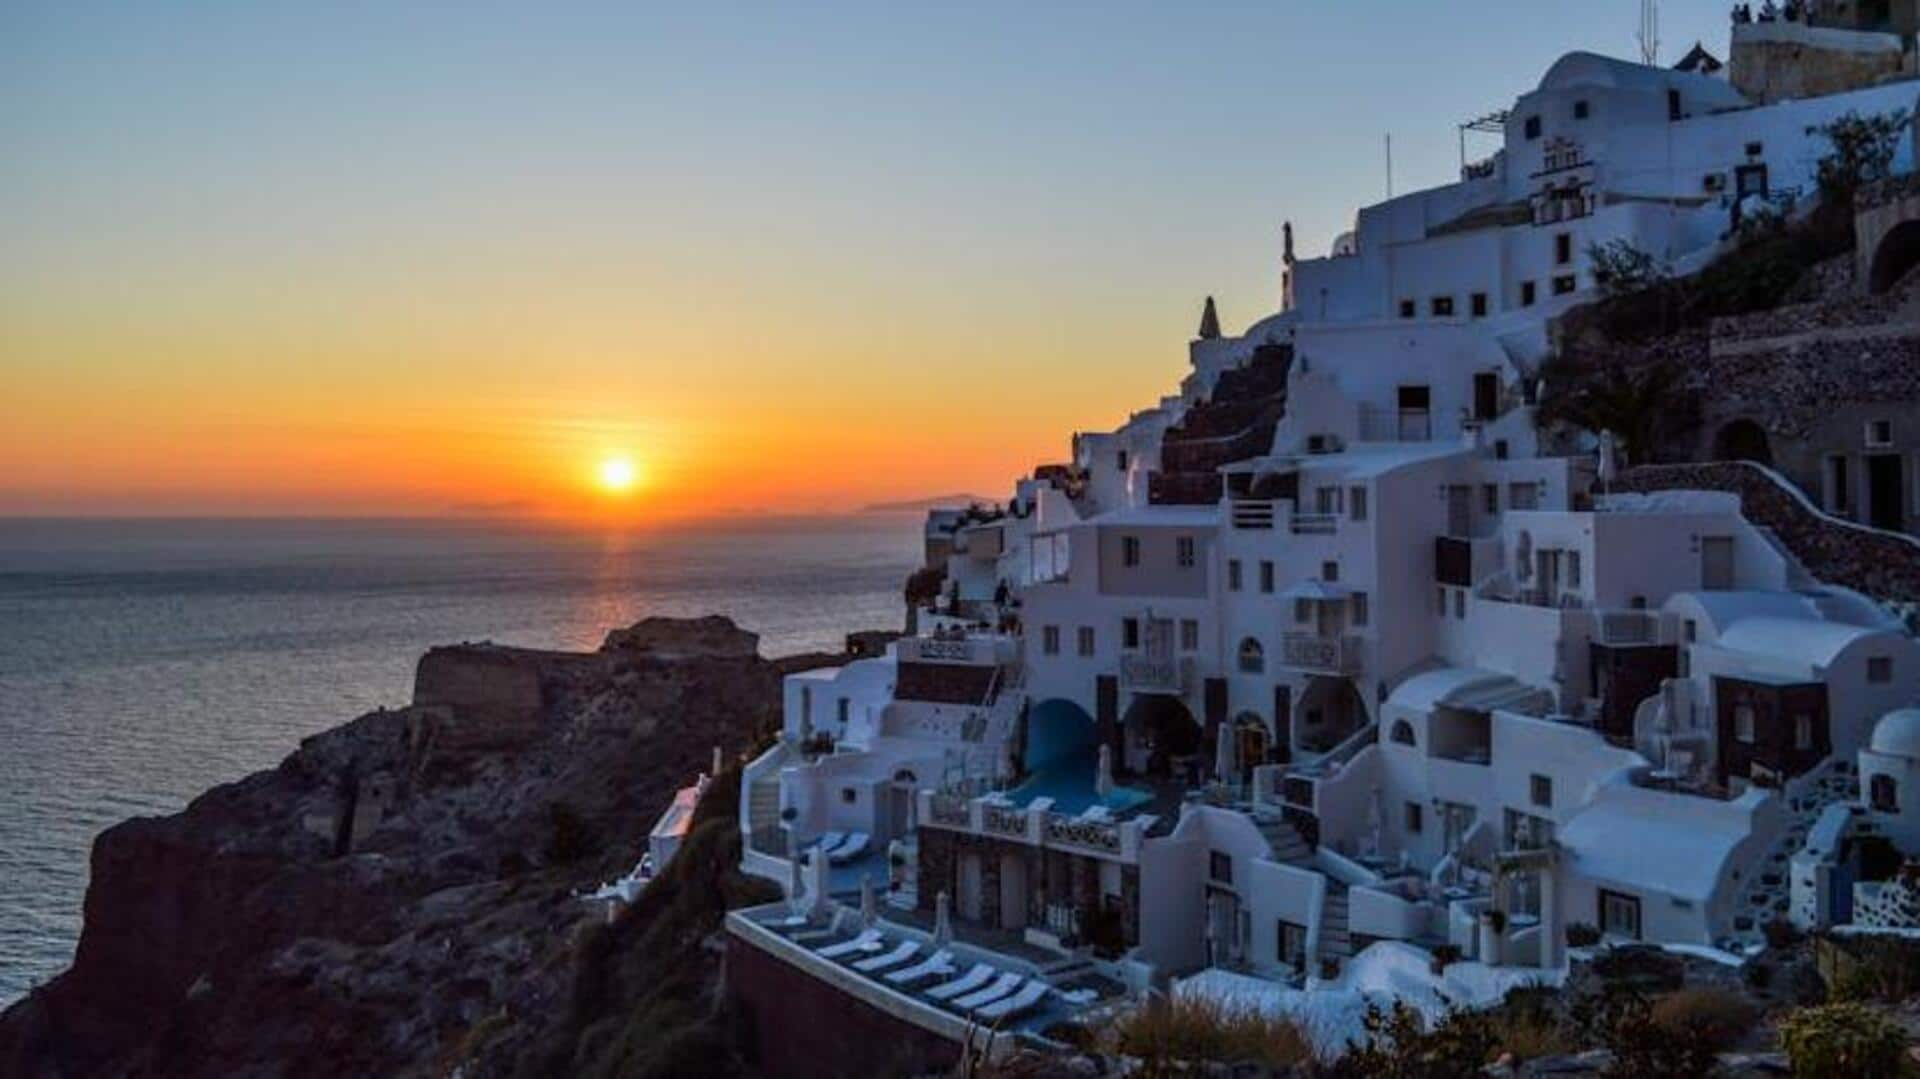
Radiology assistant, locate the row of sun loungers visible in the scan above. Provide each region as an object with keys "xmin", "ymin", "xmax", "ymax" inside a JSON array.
[{"xmin": 807, "ymin": 928, "xmax": 1054, "ymax": 1024}]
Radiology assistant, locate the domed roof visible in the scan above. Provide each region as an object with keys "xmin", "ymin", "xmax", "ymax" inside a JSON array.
[{"xmin": 1870, "ymin": 707, "xmax": 1920, "ymax": 758}]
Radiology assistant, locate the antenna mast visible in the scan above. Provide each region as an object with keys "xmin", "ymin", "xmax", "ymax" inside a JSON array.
[{"xmin": 1638, "ymin": 0, "xmax": 1661, "ymax": 66}]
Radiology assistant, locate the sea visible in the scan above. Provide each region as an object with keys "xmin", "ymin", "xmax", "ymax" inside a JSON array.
[{"xmin": 0, "ymin": 514, "xmax": 924, "ymax": 1006}]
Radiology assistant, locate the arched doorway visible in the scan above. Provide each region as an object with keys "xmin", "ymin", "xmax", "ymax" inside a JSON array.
[
  {"xmin": 1712, "ymin": 418, "xmax": 1773, "ymax": 466},
  {"xmin": 1297, "ymin": 677, "xmax": 1369, "ymax": 755},
  {"xmin": 1869, "ymin": 220, "xmax": 1920, "ymax": 293},
  {"xmin": 1121, "ymin": 694, "xmax": 1201, "ymax": 777},
  {"xmin": 1025, "ymin": 699, "xmax": 1098, "ymax": 775}
]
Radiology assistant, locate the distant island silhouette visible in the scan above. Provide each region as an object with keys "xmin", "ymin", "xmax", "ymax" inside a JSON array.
[{"xmin": 861, "ymin": 494, "xmax": 994, "ymax": 513}]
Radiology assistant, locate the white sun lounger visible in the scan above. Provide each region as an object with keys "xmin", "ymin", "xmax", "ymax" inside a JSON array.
[
  {"xmin": 973, "ymin": 980, "xmax": 1050, "ymax": 1022},
  {"xmin": 827, "ymin": 831, "xmax": 871, "ymax": 864},
  {"xmin": 816, "ymin": 928, "xmax": 884, "ymax": 959},
  {"xmin": 852, "ymin": 939, "xmax": 920, "ymax": 972},
  {"xmin": 885, "ymin": 949, "xmax": 955, "ymax": 985},
  {"xmin": 924, "ymin": 963, "xmax": 995, "ymax": 1001},
  {"xmin": 812, "ymin": 831, "xmax": 846, "ymax": 853},
  {"xmin": 951, "ymin": 972, "xmax": 1024, "ymax": 1012}
]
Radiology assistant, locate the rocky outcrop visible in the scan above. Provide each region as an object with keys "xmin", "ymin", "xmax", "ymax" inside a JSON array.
[{"xmin": 0, "ymin": 616, "xmax": 814, "ymax": 1079}]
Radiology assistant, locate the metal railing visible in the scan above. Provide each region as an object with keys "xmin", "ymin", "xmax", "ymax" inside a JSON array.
[
  {"xmin": 1279, "ymin": 633, "xmax": 1363, "ymax": 674},
  {"xmin": 1120, "ymin": 653, "xmax": 1191, "ymax": 693}
]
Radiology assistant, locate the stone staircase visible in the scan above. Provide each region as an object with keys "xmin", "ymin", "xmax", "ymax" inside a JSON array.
[
  {"xmin": 1255, "ymin": 815, "xmax": 1315, "ymax": 869},
  {"xmin": 1718, "ymin": 758, "xmax": 1860, "ymax": 951},
  {"xmin": 747, "ymin": 777, "xmax": 784, "ymax": 855},
  {"xmin": 1319, "ymin": 883, "xmax": 1354, "ymax": 965},
  {"xmin": 1149, "ymin": 343, "xmax": 1293, "ymax": 506}
]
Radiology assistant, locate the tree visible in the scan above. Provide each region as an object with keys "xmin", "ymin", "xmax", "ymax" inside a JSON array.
[
  {"xmin": 1808, "ymin": 109, "xmax": 1912, "ymax": 211},
  {"xmin": 1540, "ymin": 358, "xmax": 1687, "ymax": 466},
  {"xmin": 1587, "ymin": 239, "xmax": 1667, "ymax": 300}
]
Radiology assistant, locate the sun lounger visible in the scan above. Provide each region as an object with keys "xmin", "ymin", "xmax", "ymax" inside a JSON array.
[
  {"xmin": 924, "ymin": 963, "xmax": 995, "ymax": 1001},
  {"xmin": 951, "ymin": 973, "xmax": 1023, "ymax": 1012},
  {"xmin": 816, "ymin": 928, "xmax": 883, "ymax": 959},
  {"xmin": 812, "ymin": 831, "xmax": 846, "ymax": 853},
  {"xmin": 827, "ymin": 831, "xmax": 871, "ymax": 864},
  {"xmin": 885, "ymin": 949, "xmax": 955, "ymax": 985},
  {"xmin": 852, "ymin": 939, "xmax": 920, "ymax": 972},
  {"xmin": 973, "ymin": 980, "xmax": 1051, "ymax": 1022}
]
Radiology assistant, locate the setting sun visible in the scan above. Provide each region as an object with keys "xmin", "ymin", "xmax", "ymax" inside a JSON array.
[{"xmin": 596, "ymin": 456, "xmax": 639, "ymax": 495}]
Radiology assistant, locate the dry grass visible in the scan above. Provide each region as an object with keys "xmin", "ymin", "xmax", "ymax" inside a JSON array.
[
  {"xmin": 1487, "ymin": 1008, "xmax": 1576, "ymax": 1063},
  {"xmin": 1112, "ymin": 995, "xmax": 1316, "ymax": 1071},
  {"xmin": 1649, "ymin": 986, "xmax": 1762, "ymax": 1056}
]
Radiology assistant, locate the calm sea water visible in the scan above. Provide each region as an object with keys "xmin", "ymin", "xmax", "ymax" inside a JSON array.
[{"xmin": 0, "ymin": 515, "xmax": 922, "ymax": 1005}]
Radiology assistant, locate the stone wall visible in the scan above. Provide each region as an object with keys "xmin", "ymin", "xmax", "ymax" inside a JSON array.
[
  {"xmin": 1614, "ymin": 462, "xmax": 1920, "ymax": 599},
  {"xmin": 1730, "ymin": 22, "xmax": 1909, "ymax": 104}
]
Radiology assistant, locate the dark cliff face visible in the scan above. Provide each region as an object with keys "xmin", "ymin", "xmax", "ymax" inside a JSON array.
[{"xmin": 0, "ymin": 617, "xmax": 793, "ymax": 1079}]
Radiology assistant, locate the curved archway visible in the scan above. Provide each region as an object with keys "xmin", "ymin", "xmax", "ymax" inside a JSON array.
[
  {"xmin": 1024, "ymin": 698, "xmax": 1097, "ymax": 775},
  {"xmin": 1297, "ymin": 677, "xmax": 1369, "ymax": 755},
  {"xmin": 1390, "ymin": 719, "xmax": 1417, "ymax": 746},
  {"xmin": 1237, "ymin": 637, "xmax": 1266, "ymax": 674},
  {"xmin": 1712, "ymin": 418, "xmax": 1773, "ymax": 466},
  {"xmin": 1869, "ymin": 219, "xmax": 1920, "ymax": 294},
  {"xmin": 1122, "ymin": 693, "xmax": 1202, "ymax": 776},
  {"xmin": 1232, "ymin": 711, "xmax": 1271, "ymax": 780}
]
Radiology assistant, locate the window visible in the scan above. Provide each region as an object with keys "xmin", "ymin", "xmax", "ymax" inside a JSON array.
[
  {"xmin": 1321, "ymin": 561, "xmax": 1339, "ymax": 582},
  {"xmin": 1294, "ymin": 598, "xmax": 1311, "ymax": 624},
  {"xmin": 1482, "ymin": 484, "xmax": 1499, "ymax": 513},
  {"xmin": 1523, "ymin": 115, "xmax": 1541, "ymax": 140},
  {"xmin": 1431, "ymin": 295, "xmax": 1455, "ymax": 317},
  {"xmin": 1180, "ymin": 619, "xmax": 1200, "ymax": 651},
  {"xmin": 1553, "ymin": 273, "xmax": 1577, "ymax": 295},
  {"xmin": 1238, "ymin": 638, "xmax": 1265, "ymax": 674},
  {"xmin": 1399, "ymin": 298, "xmax": 1416, "ymax": 319},
  {"xmin": 1077, "ymin": 626, "xmax": 1095, "ymax": 657},
  {"xmin": 837, "ymin": 697, "xmax": 850, "ymax": 726},
  {"xmin": 1316, "ymin": 486, "xmax": 1339, "ymax": 515},
  {"xmin": 1794, "ymin": 714, "xmax": 1812, "ymax": 751},
  {"xmin": 1509, "ymin": 483, "xmax": 1539, "ymax": 510},
  {"xmin": 1521, "ymin": 280, "xmax": 1537, "ymax": 306},
  {"xmin": 1567, "ymin": 551, "xmax": 1582, "ymax": 589},
  {"xmin": 1683, "ymin": 619, "xmax": 1697, "ymax": 643},
  {"xmin": 1734, "ymin": 704, "xmax": 1756, "ymax": 744},
  {"xmin": 1436, "ymin": 587, "xmax": 1447, "ymax": 615},
  {"xmin": 1573, "ymin": 99, "xmax": 1590, "ymax": 120},
  {"xmin": 841, "ymin": 788, "xmax": 858, "ymax": 805},
  {"xmin": 1530, "ymin": 774, "xmax": 1553, "ymax": 809},
  {"xmin": 1260, "ymin": 561, "xmax": 1275, "ymax": 593},
  {"xmin": 1176, "ymin": 535, "xmax": 1196, "ymax": 568},
  {"xmin": 1868, "ymin": 656, "xmax": 1892, "ymax": 683},
  {"xmin": 1042, "ymin": 625, "xmax": 1061, "ymax": 655},
  {"xmin": 1117, "ymin": 450, "xmax": 1129, "ymax": 472},
  {"xmin": 1405, "ymin": 802, "xmax": 1424, "ymax": 834},
  {"xmin": 1210, "ymin": 851, "xmax": 1233, "ymax": 883},
  {"xmin": 1453, "ymin": 590, "xmax": 1465, "ymax": 619},
  {"xmin": 1228, "ymin": 559, "xmax": 1243, "ymax": 591},
  {"xmin": 1495, "ymin": 439, "xmax": 1509, "ymax": 460},
  {"xmin": 1867, "ymin": 419, "xmax": 1893, "ymax": 446},
  {"xmin": 1391, "ymin": 720, "xmax": 1416, "ymax": 746},
  {"xmin": 1744, "ymin": 140, "xmax": 1763, "ymax": 157},
  {"xmin": 1600, "ymin": 889, "xmax": 1642, "ymax": 940},
  {"xmin": 1278, "ymin": 920, "xmax": 1309, "ymax": 968},
  {"xmin": 1471, "ymin": 292, "xmax": 1489, "ymax": 318},
  {"xmin": 1352, "ymin": 591, "xmax": 1370, "ymax": 627},
  {"xmin": 1667, "ymin": 88, "xmax": 1681, "ymax": 122},
  {"xmin": 1555, "ymin": 232, "xmax": 1573, "ymax": 264},
  {"xmin": 1121, "ymin": 535, "xmax": 1141, "ymax": 567},
  {"xmin": 1122, "ymin": 617, "xmax": 1140, "ymax": 649},
  {"xmin": 1870, "ymin": 774, "xmax": 1899, "ymax": 813},
  {"xmin": 1350, "ymin": 487, "xmax": 1368, "ymax": 521}
]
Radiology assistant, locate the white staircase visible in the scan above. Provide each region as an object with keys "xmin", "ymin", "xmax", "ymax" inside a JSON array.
[{"xmin": 1717, "ymin": 758, "xmax": 1859, "ymax": 951}]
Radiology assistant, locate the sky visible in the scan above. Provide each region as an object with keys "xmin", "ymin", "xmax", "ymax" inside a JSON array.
[{"xmin": 1, "ymin": 2, "xmax": 1732, "ymax": 519}]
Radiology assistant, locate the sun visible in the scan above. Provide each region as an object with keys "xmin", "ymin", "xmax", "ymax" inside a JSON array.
[{"xmin": 596, "ymin": 455, "xmax": 640, "ymax": 495}]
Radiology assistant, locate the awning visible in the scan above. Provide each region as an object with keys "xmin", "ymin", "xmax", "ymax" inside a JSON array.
[{"xmin": 1279, "ymin": 580, "xmax": 1351, "ymax": 602}]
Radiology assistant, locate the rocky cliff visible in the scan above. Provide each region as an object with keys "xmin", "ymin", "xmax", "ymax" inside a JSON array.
[{"xmin": 0, "ymin": 616, "xmax": 803, "ymax": 1078}]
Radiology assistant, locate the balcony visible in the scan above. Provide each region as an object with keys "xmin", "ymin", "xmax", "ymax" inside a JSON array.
[
  {"xmin": 1279, "ymin": 633, "xmax": 1364, "ymax": 675},
  {"xmin": 1290, "ymin": 513, "xmax": 1339, "ymax": 535},
  {"xmin": 1231, "ymin": 500, "xmax": 1277, "ymax": 530},
  {"xmin": 1120, "ymin": 653, "xmax": 1192, "ymax": 694}
]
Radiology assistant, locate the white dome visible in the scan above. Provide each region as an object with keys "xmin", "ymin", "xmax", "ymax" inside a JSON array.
[{"xmin": 1870, "ymin": 708, "xmax": 1920, "ymax": 758}]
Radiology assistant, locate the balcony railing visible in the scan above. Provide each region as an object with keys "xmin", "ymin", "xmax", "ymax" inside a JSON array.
[
  {"xmin": 1593, "ymin": 609, "xmax": 1660, "ymax": 645},
  {"xmin": 1120, "ymin": 653, "xmax": 1191, "ymax": 694},
  {"xmin": 1290, "ymin": 513, "xmax": 1339, "ymax": 535},
  {"xmin": 1231, "ymin": 500, "xmax": 1277, "ymax": 530},
  {"xmin": 1279, "ymin": 633, "xmax": 1363, "ymax": 674}
]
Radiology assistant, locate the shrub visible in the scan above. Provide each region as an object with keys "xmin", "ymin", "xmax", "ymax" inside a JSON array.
[
  {"xmin": 1828, "ymin": 934, "xmax": 1920, "ymax": 1003},
  {"xmin": 1779, "ymin": 1002, "xmax": 1906, "ymax": 1079},
  {"xmin": 1589, "ymin": 239, "xmax": 1667, "ymax": 299},
  {"xmin": 1763, "ymin": 916, "xmax": 1801, "ymax": 950},
  {"xmin": 1649, "ymin": 987, "xmax": 1760, "ymax": 1057},
  {"xmin": 1112, "ymin": 995, "xmax": 1315, "ymax": 1071},
  {"xmin": 1566, "ymin": 922, "xmax": 1602, "ymax": 948},
  {"xmin": 1809, "ymin": 109, "xmax": 1912, "ymax": 211},
  {"xmin": 1333, "ymin": 1001, "xmax": 1499, "ymax": 1079},
  {"xmin": 1429, "ymin": 943, "xmax": 1462, "ymax": 976},
  {"xmin": 1595, "ymin": 991, "xmax": 1723, "ymax": 1079}
]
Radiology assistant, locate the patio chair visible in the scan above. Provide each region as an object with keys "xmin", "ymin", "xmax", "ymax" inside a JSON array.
[
  {"xmin": 950, "ymin": 972, "xmax": 1024, "ymax": 1012},
  {"xmin": 884, "ymin": 949, "xmax": 955, "ymax": 985},
  {"xmin": 816, "ymin": 928, "xmax": 884, "ymax": 959},
  {"xmin": 924, "ymin": 963, "xmax": 995, "ymax": 1002},
  {"xmin": 973, "ymin": 980, "xmax": 1051, "ymax": 1022},
  {"xmin": 852, "ymin": 939, "xmax": 920, "ymax": 973}
]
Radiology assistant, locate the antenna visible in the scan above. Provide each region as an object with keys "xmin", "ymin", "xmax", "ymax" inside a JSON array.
[
  {"xmin": 1385, "ymin": 134, "xmax": 1394, "ymax": 199},
  {"xmin": 1638, "ymin": 0, "xmax": 1661, "ymax": 66}
]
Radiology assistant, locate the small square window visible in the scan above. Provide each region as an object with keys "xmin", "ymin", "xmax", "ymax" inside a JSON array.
[
  {"xmin": 1321, "ymin": 561, "xmax": 1339, "ymax": 582},
  {"xmin": 1573, "ymin": 100, "xmax": 1590, "ymax": 120},
  {"xmin": 1431, "ymin": 295, "xmax": 1455, "ymax": 318},
  {"xmin": 1868, "ymin": 656, "xmax": 1893, "ymax": 683},
  {"xmin": 1523, "ymin": 115, "xmax": 1542, "ymax": 140},
  {"xmin": 1494, "ymin": 439, "xmax": 1510, "ymax": 460},
  {"xmin": 1405, "ymin": 802, "xmax": 1424, "ymax": 833},
  {"xmin": 1521, "ymin": 281, "xmax": 1537, "ymax": 307},
  {"xmin": 1530, "ymin": 774, "xmax": 1553, "ymax": 808},
  {"xmin": 1210, "ymin": 851, "xmax": 1233, "ymax": 883},
  {"xmin": 1867, "ymin": 419, "xmax": 1893, "ymax": 446},
  {"xmin": 841, "ymin": 788, "xmax": 858, "ymax": 805},
  {"xmin": 1552, "ymin": 274, "xmax": 1578, "ymax": 295},
  {"xmin": 1470, "ymin": 292, "xmax": 1489, "ymax": 318},
  {"xmin": 1745, "ymin": 141, "xmax": 1763, "ymax": 157},
  {"xmin": 1399, "ymin": 298, "xmax": 1416, "ymax": 319}
]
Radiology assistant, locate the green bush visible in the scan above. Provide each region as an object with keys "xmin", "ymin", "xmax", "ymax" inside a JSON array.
[
  {"xmin": 1779, "ymin": 1002, "xmax": 1907, "ymax": 1079},
  {"xmin": 1333, "ymin": 1001, "xmax": 1499, "ymax": 1079}
]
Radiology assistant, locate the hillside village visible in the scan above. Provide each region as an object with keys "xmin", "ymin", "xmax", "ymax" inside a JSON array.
[{"xmin": 724, "ymin": 6, "xmax": 1920, "ymax": 1074}]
